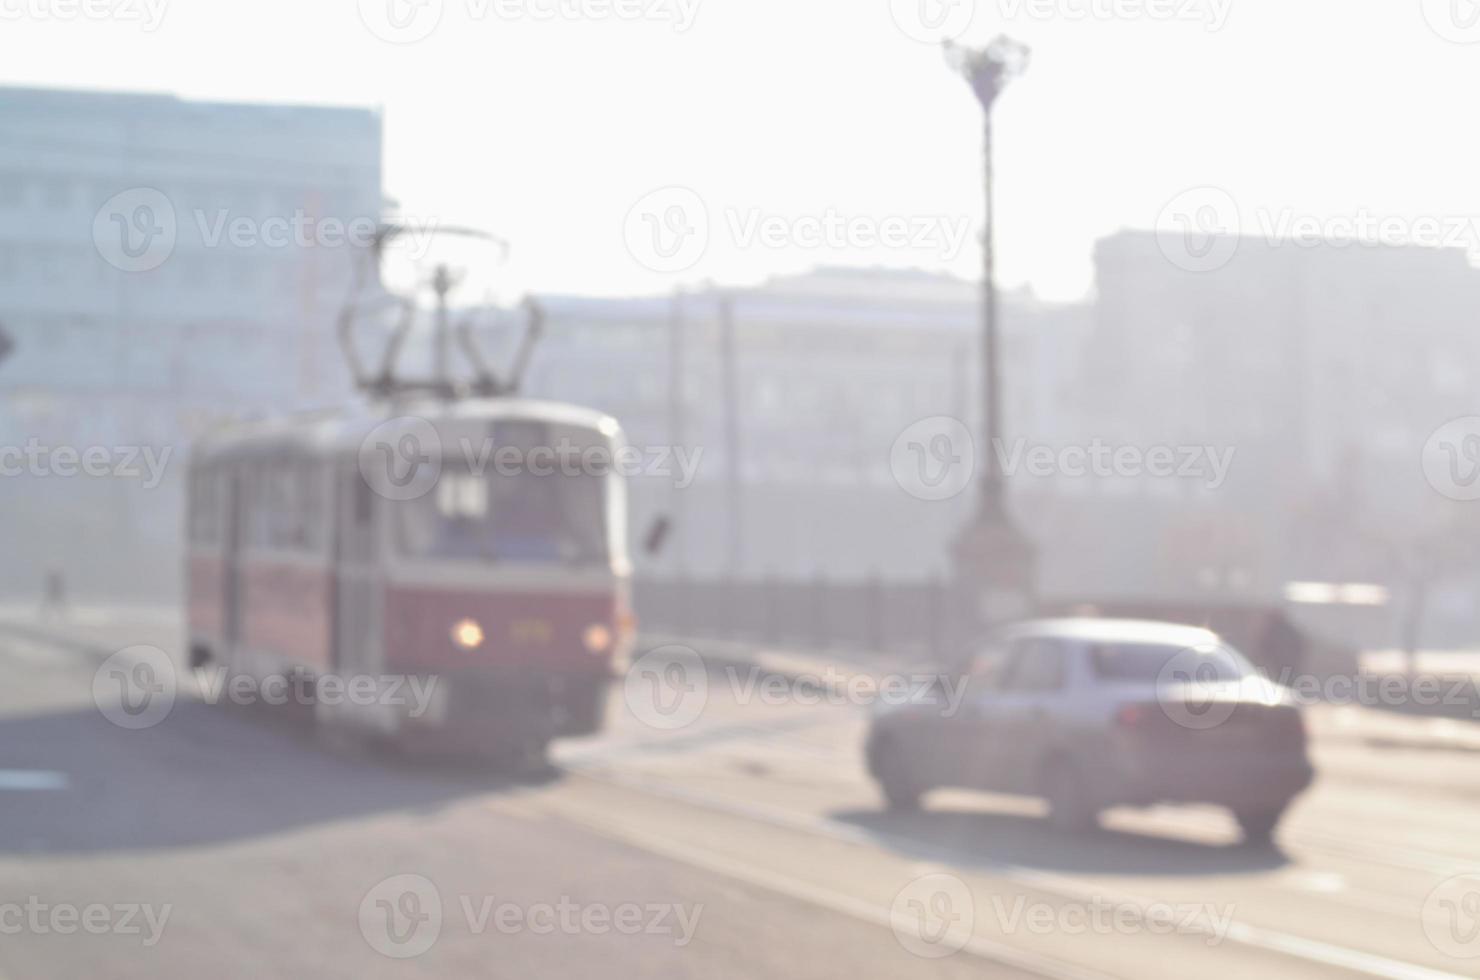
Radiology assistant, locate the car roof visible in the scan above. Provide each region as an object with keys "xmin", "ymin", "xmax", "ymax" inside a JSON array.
[{"xmin": 1000, "ymin": 617, "xmax": 1222, "ymax": 648}]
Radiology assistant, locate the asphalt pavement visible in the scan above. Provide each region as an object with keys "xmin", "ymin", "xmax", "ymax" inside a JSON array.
[{"xmin": 1, "ymin": 609, "xmax": 1479, "ymax": 979}]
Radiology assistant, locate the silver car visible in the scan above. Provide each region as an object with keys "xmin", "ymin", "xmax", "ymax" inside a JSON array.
[{"xmin": 865, "ymin": 618, "xmax": 1315, "ymax": 842}]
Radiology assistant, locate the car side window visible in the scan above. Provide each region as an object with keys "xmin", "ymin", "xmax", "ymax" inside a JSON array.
[
  {"xmin": 967, "ymin": 644, "xmax": 1009, "ymax": 680},
  {"xmin": 1000, "ymin": 639, "xmax": 1067, "ymax": 693}
]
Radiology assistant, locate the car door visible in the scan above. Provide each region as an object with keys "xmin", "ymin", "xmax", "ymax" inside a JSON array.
[
  {"xmin": 907, "ymin": 639, "xmax": 1007, "ymax": 790},
  {"xmin": 979, "ymin": 637, "xmax": 1069, "ymax": 795}
]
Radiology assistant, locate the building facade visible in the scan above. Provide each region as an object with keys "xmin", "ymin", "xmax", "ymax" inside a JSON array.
[
  {"xmin": 525, "ymin": 267, "xmax": 1091, "ymax": 583},
  {"xmin": 0, "ymin": 86, "xmax": 383, "ymax": 599}
]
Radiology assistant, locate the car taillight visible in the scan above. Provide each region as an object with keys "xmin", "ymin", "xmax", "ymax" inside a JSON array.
[
  {"xmin": 616, "ymin": 607, "xmax": 638, "ymax": 642},
  {"xmin": 1115, "ymin": 703, "xmax": 1149, "ymax": 728}
]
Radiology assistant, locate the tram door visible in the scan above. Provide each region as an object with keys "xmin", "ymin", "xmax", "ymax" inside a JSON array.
[
  {"xmin": 221, "ymin": 466, "xmax": 244, "ymax": 654},
  {"xmin": 333, "ymin": 464, "xmax": 380, "ymax": 677}
]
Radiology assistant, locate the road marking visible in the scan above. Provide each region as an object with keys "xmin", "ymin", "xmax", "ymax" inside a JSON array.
[
  {"xmin": 0, "ymin": 770, "xmax": 69, "ymax": 791},
  {"xmin": 1283, "ymin": 870, "xmax": 1346, "ymax": 893},
  {"xmin": 564, "ymin": 804, "xmax": 1116, "ymax": 980},
  {"xmin": 569, "ymin": 765, "xmax": 1475, "ymax": 980},
  {"xmin": 1110, "ymin": 800, "xmax": 1480, "ymax": 879}
]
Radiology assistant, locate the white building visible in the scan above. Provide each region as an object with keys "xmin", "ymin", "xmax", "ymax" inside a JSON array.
[
  {"xmin": 524, "ymin": 267, "xmax": 1092, "ymax": 581},
  {"xmin": 0, "ymin": 86, "xmax": 382, "ymax": 599}
]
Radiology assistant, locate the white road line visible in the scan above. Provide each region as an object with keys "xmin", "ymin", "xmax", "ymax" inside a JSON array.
[
  {"xmin": 567, "ymin": 808, "xmax": 1117, "ymax": 980},
  {"xmin": 570, "ymin": 765, "xmax": 1475, "ymax": 980},
  {"xmin": 0, "ymin": 770, "xmax": 69, "ymax": 791},
  {"xmin": 1146, "ymin": 805, "xmax": 1480, "ymax": 877}
]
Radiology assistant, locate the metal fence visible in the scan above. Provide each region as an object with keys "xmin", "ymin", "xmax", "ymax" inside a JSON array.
[
  {"xmin": 634, "ymin": 576, "xmax": 951, "ymax": 659},
  {"xmin": 634, "ymin": 577, "xmax": 1340, "ymax": 678}
]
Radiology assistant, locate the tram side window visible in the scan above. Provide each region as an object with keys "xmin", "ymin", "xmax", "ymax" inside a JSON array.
[
  {"xmin": 188, "ymin": 469, "xmax": 221, "ymax": 546},
  {"xmin": 250, "ymin": 461, "xmax": 326, "ymax": 554},
  {"xmin": 245, "ymin": 469, "xmax": 272, "ymax": 551},
  {"xmin": 300, "ymin": 463, "xmax": 325, "ymax": 550},
  {"xmin": 353, "ymin": 472, "xmax": 374, "ymax": 526},
  {"xmin": 269, "ymin": 466, "xmax": 296, "ymax": 549}
]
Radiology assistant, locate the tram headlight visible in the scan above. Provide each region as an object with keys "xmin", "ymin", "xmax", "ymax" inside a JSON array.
[
  {"xmin": 582, "ymin": 623, "xmax": 613, "ymax": 654},
  {"xmin": 451, "ymin": 618, "xmax": 485, "ymax": 651}
]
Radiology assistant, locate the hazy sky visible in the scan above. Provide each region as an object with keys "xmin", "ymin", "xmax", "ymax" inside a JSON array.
[{"xmin": 3, "ymin": 0, "xmax": 1479, "ymax": 301}]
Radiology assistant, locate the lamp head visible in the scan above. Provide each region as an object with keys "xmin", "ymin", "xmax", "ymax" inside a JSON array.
[{"xmin": 944, "ymin": 35, "xmax": 1031, "ymax": 109}]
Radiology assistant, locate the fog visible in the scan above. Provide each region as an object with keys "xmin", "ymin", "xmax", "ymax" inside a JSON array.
[{"xmin": 3, "ymin": 4, "xmax": 1480, "ymax": 979}]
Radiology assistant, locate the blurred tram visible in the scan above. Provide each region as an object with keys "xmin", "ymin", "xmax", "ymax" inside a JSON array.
[
  {"xmin": 186, "ymin": 399, "xmax": 636, "ymax": 759},
  {"xmin": 185, "ymin": 225, "xmax": 642, "ymax": 763}
]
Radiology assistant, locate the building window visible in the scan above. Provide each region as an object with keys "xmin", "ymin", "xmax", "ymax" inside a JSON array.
[
  {"xmin": 0, "ymin": 173, "xmax": 23, "ymax": 208},
  {"xmin": 43, "ymin": 178, "xmax": 72, "ymax": 209}
]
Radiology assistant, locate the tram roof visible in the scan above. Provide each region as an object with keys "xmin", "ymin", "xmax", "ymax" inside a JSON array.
[{"xmin": 190, "ymin": 397, "xmax": 622, "ymax": 464}]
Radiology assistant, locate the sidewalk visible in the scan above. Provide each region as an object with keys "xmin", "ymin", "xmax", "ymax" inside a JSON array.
[
  {"xmin": 0, "ymin": 603, "xmax": 183, "ymax": 663},
  {"xmin": 639, "ymin": 631, "xmax": 922, "ymax": 687},
  {"xmin": 6, "ymin": 607, "xmax": 1480, "ymax": 755},
  {"xmin": 645, "ymin": 631, "xmax": 1480, "ymax": 754},
  {"xmin": 1306, "ymin": 702, "xmax": 1480, "ymax": 753}
]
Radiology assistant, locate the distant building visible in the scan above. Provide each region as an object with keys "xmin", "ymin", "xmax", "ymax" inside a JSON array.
[
  {"xmin": 0, "ymin": 86, "xmax": 382, "ymax": 598},
  {"xmin": 525, "ymin": 267, "xmax": 1092, "ymax": 582},
  {"xmin": 1071, "ymin": 231, "xmax": 1480, "ymax": 642}
]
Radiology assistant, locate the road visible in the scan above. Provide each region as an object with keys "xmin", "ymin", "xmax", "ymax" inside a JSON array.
[{"xmin": 1, "ymin": 619, "xmax": 1480, "ymax": 979}]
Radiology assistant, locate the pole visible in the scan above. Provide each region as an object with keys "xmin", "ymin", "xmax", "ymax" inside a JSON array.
[
  {"xmin": 946, "ymin": 36, "xmax": 1037, "ymax": 637},
  {"xmin": 719, "ymin": 295, "xmax": 742, "ymax": 577},
  {"xmin": 980, "ymin": 111, "xmax": 1004, "ymax": 518},
  {"xmin": 668, "ymin": 288, "xmax": 686, "ymax": 572},
  {"xmin": 432, "ymin": 264, "xmax": 451, "ymax": 389}
]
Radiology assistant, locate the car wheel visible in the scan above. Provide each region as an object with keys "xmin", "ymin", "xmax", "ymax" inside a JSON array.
[
  {"xmin": 873, "ymin": 740, "xmax": 924, "ymax": 812},
  {"xmin": 485, "ymin": 732, "xmax": 553, "ymax": 777},
  {"xmin": 1043, "ymin": 759, "xmax": 1098, "ymax": 834},
  {"xmin": 1233, "ymin": 807, "xmax": 1284, "ymax": 845}
]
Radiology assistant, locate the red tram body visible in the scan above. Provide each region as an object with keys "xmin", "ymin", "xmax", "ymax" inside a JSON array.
[{"xmin": 185, "ymin": 397, "xmax": 635, "ymax": 757}]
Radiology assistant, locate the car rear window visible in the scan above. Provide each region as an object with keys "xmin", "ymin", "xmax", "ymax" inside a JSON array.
[{"xmin": 1088, "ymin": 642, "xmax": 1251, "ymax": 682}]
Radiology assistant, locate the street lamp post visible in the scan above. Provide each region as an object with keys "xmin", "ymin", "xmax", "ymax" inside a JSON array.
[{"xmin": 945, "ymin": 36, "xmax": 1037, "ymax": 639}]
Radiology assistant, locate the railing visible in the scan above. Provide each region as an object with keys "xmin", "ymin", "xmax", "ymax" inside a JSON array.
[
  {"xmin": 634, "ymin": 576, "xmax": 1339, "ymax": 679},
  {"xmin": 633, "ymin": 575, "xmax": 951, "ymax": 659}
]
